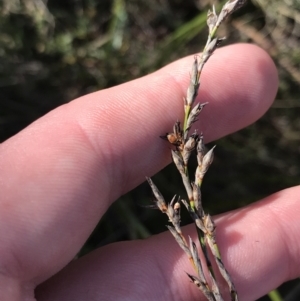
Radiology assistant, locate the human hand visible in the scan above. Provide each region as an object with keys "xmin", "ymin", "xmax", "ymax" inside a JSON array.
[{"xmin": 1, "ymin": 44, "xmax": 295, "ymax": 301}]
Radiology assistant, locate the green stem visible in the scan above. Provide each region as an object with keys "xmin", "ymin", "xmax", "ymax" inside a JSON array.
[
  {"xmin": 197, "ymin": 228, "xmax": 214, "ymax": 277},
  {"xmin": 268, "ymin": 290, "xmax": 283, "ymax": 301},
  {"xmin": 183, "ymin": 104, "xmax": 191, "ymax": 132}
]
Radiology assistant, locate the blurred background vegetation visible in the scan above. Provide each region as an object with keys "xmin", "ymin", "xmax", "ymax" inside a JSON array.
[{"xmin": 1, "ymin": 0, "xmax": 300, "ymax": 300}]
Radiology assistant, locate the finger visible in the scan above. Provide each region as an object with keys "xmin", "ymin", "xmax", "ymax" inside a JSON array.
[
  {"xmin": 36, "ymin": 186, "xmax": 300, "ymax": 301},
  {"xmin": 0, "ymin": 44, "xmax": 277, "ymax": 290}
]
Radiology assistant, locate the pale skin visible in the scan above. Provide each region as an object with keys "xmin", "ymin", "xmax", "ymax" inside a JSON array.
[{"xmin": 0, "ymin": 43, "xmax": 298, "ymax": 301}]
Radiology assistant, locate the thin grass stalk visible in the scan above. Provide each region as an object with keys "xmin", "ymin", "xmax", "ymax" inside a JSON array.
[{"xmin": 268, "ymin": 290, "xmax": 283, "ymax": 301}]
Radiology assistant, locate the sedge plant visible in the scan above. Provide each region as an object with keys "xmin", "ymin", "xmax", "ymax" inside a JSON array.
[{"xmin": 147, "ymin": 1, "xmax": 247, "ymax": 300}]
